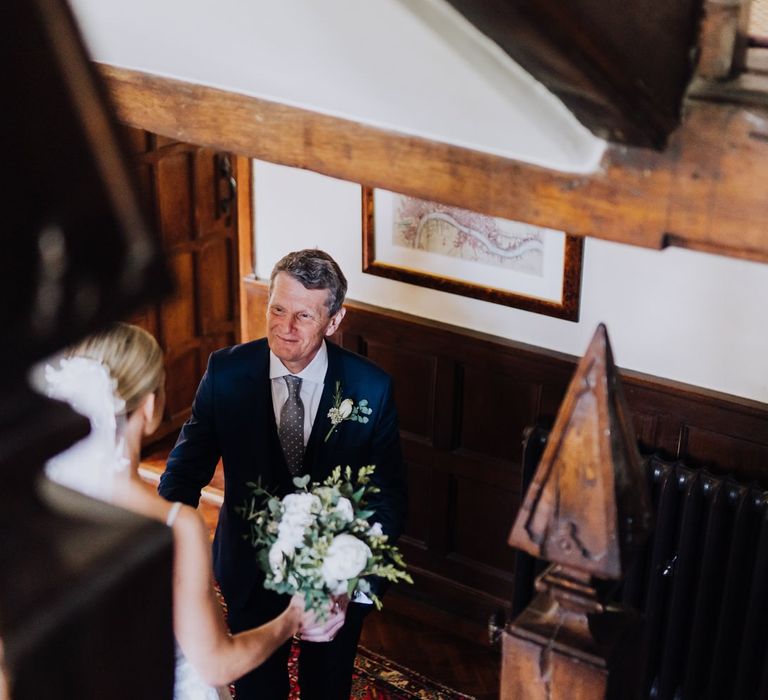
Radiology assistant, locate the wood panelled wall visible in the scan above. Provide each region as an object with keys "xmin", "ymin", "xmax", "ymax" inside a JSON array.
[{"xmin": 244, "ymin": 279, "xmax": 768, "ymax": 644}]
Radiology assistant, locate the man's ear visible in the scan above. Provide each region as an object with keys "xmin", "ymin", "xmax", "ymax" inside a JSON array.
[{"xmin": 325, "ymin": 307, "xmax": 346, "ymax": 337}]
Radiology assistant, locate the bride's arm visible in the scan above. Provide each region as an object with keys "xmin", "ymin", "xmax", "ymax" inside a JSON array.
[{"xmin": 170, "ymin": 506, "xmax": 302, "ymax": 686}]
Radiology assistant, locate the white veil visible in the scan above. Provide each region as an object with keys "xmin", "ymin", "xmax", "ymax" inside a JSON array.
[{"xmin": 43, "ymin": 357, "xmax": 129, "ymax": 500}]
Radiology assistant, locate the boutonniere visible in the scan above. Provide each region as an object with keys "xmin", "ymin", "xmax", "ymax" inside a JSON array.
[{"xmin": 324, "ymin": 381, "xmax": 373, "ymax": 442}]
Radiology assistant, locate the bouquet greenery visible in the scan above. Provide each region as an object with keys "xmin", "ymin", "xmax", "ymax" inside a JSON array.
[{"xmin": 238, "ymin": 465, "xmax": 412, "ymax": 616}]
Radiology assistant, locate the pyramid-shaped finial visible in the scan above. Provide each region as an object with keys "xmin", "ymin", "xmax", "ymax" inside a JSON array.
[{"xmin": 509, "ymin": 324, "xmax": 651, "ymax": 580}]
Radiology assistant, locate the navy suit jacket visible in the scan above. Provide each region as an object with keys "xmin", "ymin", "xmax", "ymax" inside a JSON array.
[{"xmin": 159, "ymin": 339, "xmax": 407, "ymax": 611}]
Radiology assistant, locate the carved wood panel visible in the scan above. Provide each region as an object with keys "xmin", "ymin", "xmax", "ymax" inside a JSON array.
[
  {"xmin": 458, "ymin": 366, "xmax": 542, "ymax": 460},
  {"xmin": 679, "ymin": 425, "xmax": 768, "ymax": 483},
  {"xmin": 365, "ymin": 341, "xmax": 437, "ymax": 444},
  {"xmin": 122, "ymin": 128, "xmax": 242, "ymax": 442}
]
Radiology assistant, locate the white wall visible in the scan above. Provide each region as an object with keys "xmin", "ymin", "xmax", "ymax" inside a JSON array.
[
  {"xmin": 254, "ymin": 160, "xmax": 768, "ymax": 404},
  {"xmin": 69, "ymin": 0, "xmax": 604, "ymax": 173}
]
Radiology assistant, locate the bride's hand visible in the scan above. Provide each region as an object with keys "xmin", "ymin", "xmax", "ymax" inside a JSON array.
[{"xmin": 298, "ymin": 595, "xmax": 348, "ymax": 642}]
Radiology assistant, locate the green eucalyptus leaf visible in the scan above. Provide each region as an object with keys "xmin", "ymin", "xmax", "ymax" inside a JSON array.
[
  {"xmin": 267, "ymin": 498, "xmax": 281, "ymax": 514},
  {"xmin": 293, "ymin": 474, "xmax": 311, "ymax": 489}
]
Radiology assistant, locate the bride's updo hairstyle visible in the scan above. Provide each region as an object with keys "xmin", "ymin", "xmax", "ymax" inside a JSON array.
[{"xmin": 68, "ymin": 322, "xmax": 164, "ymax": 414}]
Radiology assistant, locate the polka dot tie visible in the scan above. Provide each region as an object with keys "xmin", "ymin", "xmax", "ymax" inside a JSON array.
[{"xmin": 278, "ymin": 375, "xmax": 305, "ymax": 475}]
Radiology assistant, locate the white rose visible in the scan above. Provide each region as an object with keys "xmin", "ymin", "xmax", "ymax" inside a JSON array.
[
  {"xmin": 321, "ymin": 534, "xmax": 371, "ymax": 588},
  {"xmin": 334, "ymin": 497, "xmax": 354, "ymax": 522},
  {"xmin": 283, "ymin": 493, "xmax": 319, "ymax": 515},
  {"xmin": 277, "ymin": 520, "xmax": 307, "ymax": 549},
  {"xmin": 368, "ymin": 522, "xmax": 383, "ymax": 537},
  {"xmin": 338, "ymin": 398, "xmax": 354, "ymax": 419},
  {"xmin": 278, "ymin": 493, "xmax": 320, "ymax": 547},
  {"xmin": 330, "ymin": 579, "xmax": 348, "ymax": 596}
]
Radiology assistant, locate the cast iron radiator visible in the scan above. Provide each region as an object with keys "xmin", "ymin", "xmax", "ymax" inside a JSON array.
[{"xmin": 515, "ymin": 427, "xmax": 768, "ymax": 700}]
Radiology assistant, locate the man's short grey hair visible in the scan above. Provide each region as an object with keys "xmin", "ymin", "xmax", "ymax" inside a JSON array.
[{"xmin": 269, "ymin": 249, "xmax": 348, "ymax": 316}]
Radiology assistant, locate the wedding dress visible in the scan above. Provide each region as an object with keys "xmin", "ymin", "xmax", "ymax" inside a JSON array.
[
  {"xmin": 166, "ymin": 503, "xmax": 232, "ymax": 700},
  {"xmin": 172, "ymin": 650, "xmax": 231, "ymax": 700}
]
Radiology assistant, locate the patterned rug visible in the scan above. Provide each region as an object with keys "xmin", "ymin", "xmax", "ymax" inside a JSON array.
[
  {"xmin": 288, "ymin": 642, "xmax": 476, "ymax": 699},
  {"xmin": 214, "ymin": 586, "xmax": 473, "ymax": 699}
]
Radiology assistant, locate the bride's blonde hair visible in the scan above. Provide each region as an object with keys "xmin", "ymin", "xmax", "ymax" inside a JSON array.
[{"xmin": 68, "ymin": 323, "xmax": 164, "ymax": 414}]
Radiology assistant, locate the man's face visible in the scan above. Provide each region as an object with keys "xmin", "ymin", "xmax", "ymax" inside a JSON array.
[{"xmin": 266, "ymin": 272, "xmax": 345, "ymax": 373}]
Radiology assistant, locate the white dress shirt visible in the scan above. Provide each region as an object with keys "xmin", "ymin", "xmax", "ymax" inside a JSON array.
[{"xmin": 269, "ymin": 341, "xmax": 328, "ymax": 445}]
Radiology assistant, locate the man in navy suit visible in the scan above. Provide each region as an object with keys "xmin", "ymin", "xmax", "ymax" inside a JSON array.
[{"xmin": 159, "ymin": 249, "xmax": 407, "ymax": 699}]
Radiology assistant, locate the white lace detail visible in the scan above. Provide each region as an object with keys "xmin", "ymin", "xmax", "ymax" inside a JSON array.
[
  {"xmin": 174, "ymin": 645, "xmax": 232, "ymax": 700},
  {"xmin": 43, "ymin": 357, "xmax": 129, "ymax": 500}
]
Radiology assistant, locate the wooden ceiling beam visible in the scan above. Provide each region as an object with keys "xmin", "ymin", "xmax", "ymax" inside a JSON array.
[
  {"xmin": 101, "ymin": 64, "xmax": 768, "ymax": 263},
  {"xmin": 442, "ymin": 0, "xmax": 704, "ymax": 148}
]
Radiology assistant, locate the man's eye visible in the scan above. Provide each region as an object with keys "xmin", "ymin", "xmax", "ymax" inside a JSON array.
[{"xmin": 271, "ymin": 307, "xmax": 285, "ymax": 315}]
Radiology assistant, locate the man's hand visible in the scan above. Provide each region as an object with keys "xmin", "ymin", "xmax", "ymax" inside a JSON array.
[{"xmin": 298, "ymin": 595, "xmax": 349, "ymax": 642}]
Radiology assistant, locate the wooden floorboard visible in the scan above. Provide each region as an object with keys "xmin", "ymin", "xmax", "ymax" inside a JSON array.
[
  {"xmin": 141, "ymin": 446, "xmax": 501, "ymax": 699},
  {"xmin": 360, "ymin": 607, "xmax": 500, "ymax": 699}
]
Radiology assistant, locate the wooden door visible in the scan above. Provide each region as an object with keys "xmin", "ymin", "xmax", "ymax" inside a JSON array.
[{"xmin": 122, "ymin": 128, "xmax": 243, "ymax": 443}]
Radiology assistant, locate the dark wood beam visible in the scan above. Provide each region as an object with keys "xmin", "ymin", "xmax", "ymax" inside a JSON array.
[
  {"xmin": 442, "ymin": 0, "xmax": 703, "ymax": 147},
  {"xmin": 101, "ymin": 64, "xmax": 768, "ymax": 263}
]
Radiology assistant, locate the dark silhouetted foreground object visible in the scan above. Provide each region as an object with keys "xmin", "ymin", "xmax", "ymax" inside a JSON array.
[{"xmin": 0, "ymin": 0, "xmax": 173, "ymax": 697}]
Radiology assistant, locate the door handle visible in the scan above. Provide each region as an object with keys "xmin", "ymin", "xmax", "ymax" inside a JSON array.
[{"xmin": 216, "ymin": 154, "xmax": 237, "ymax": 220}]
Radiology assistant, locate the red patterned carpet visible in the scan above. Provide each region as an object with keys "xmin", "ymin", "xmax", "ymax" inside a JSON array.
[{"xmin": 287, "ymin": 642, "xmax": 476, "ymax": 699}]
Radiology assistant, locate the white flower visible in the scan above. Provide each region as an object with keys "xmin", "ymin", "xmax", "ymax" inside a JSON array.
[
  {"xmin": 269, "ymin": 541, "xmax": 291, "ymax": 582},
  {"xmin": 330, "ymin": 579, "xmax": 348, "ymax": 596},
  {"xmin": 368, "ymin": 522, "xmax": 383, "ymax": 537},
  {"xmin": 321, "ymin": 534, "xmax": 371, "ymax": 589},
  {"xmin": 334, "ymin": 497, "xmax": 354, "ymax": 522},
  {"xmin": 277, "ymin": 521, "xmax": 306, "ymax": 549},
  {"xmin": 277, "ymin": 493, "xmax": 319, "ymax": 548},
  {"xmin": 283, "ymin": 492, "xmax": 319, "ymax": 515},
  {"xmin": 324, "ymin": 382, "xmax": 371, "ymax": 441},
  {"xmin": 338, "ymin": 398, "xmax": 354, "ymax": 419}
]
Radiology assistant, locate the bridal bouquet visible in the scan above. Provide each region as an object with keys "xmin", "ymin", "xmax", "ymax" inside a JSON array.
[{"xmin": 238, "ymin": 465, "xmax": 412, "ymax": 617}]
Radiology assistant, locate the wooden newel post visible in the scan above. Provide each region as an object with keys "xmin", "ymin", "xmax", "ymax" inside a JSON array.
[{"xmin": 503, "ymin": 324, "xmax": 652, "ymax": 700}]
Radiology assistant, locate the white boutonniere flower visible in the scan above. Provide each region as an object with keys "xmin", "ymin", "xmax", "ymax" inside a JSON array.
[
  {"xmin": 338, "ymin": 398, "xmax": 354, "ymax": 419},
  {"xmin": 324, "ymin": 381, "xmax": 373, "ymax": 442}
]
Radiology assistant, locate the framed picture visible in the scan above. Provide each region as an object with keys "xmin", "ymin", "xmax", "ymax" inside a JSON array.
[{"xmin": 361, "ymin": 187, "xmax": 583, "ymax": 321}]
